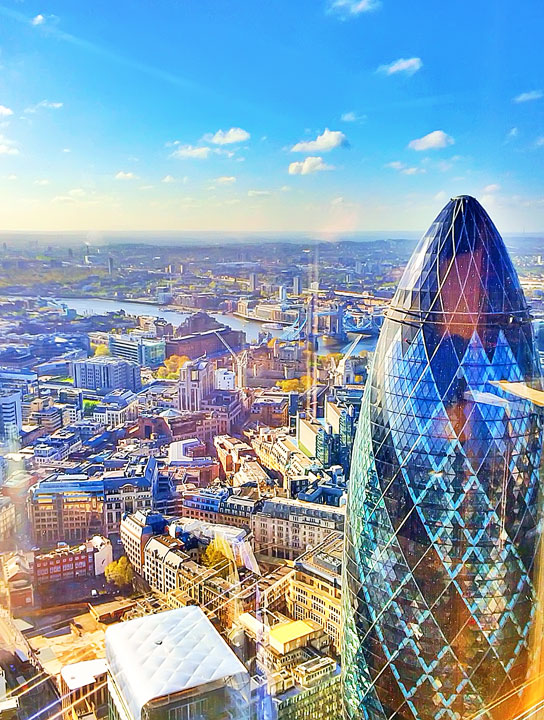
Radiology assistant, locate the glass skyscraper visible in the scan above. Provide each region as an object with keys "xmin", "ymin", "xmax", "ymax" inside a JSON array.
[{"xmin": 343, "ymin": 196, "xmax": 544, "ymax": 720}]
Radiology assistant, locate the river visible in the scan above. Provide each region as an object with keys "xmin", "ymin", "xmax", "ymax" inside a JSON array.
[{"xmin": 53, "ymin": 296, "xmax": 378, "ymax": 354}]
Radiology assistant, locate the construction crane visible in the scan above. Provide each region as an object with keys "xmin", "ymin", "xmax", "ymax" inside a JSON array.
[
  {"xmin": 213, "ymin": 331, "xmax": 248, "ymax": 388},
  {"xmin": 329, "ymin": 334, "xmax": 363, "ymax": 386}
]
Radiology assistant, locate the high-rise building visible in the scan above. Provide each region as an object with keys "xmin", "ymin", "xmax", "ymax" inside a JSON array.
[
  {"xmin": 342, "ymin": 196, "xmax": 544, "ymax": 720},
  {"xmin": 249, "ymin": 272, "xmax": 257, "ymax": 292},
  {"xmin": 293, "ymin": 275, "xmax": 301, "ymax": 295},
  {"xmin": 0, "ymin": 389, "xmax": 22, "ymax": 441},
  {"xmin": 73, "ymin": 356, "xmax": 142, "ymax": 392}
]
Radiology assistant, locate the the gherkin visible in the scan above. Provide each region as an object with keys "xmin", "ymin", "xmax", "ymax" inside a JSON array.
[{"xmin": 342, "ymin": 196, "xmax": 544, "ymax": 720}]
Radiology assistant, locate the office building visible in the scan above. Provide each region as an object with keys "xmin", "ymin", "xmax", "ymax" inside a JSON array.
[
  {"xmin": 287, "ymin": 532, "xmax": 342, "ymax": 653},
  {"xmin": 108, "ymin": 334, "xmax": 165, "ymax": 368},
  {"xmin": 343, "ymin": 196, "xmax": 544, "ymax": 720},
  {"xmin": 293, "ymin": 275, "xmax": 301, "ymax": 295},
  {"xmin": 120, "ymin": 510, "xmax": 166, "ymax": 575},
  {"xmin": 0, "ymin": 389, "xmax": 22, "ymax": 441},
  {"xmin": 178, "ymin": 358, "xmax": 214, "ymax": 411},
  {"xmin": 106, "ymin": 607, "xmax": 250, "ymax": 720},
  {"xmin": 92, "ymin": 389, "xmax": 139, "ymax": 428},
  {"xmin": 215, "ymin": 368, "xmax": 236, "ymax": 390},
  {"xmin": 73, "ymin": 356, "xmax": 142, "ymax": 393},
  {"xmin": 252, "ymin": 497, "xmax": 344, "ymax": 560},
  {"xmin": 28, "ymin": 458, "xmax": 157, "ymax": 546},
  {"xmin": 143, "ymin": 534, "xmax": 189, "ymax": 594},
  {"xmin": 0, "ymin": 497, "xmax": 16, "ymax": 543}
]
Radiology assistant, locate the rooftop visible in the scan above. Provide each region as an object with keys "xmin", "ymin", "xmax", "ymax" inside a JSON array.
[
  {"xmin": 60, "ymin": 658, "xmax": 108, "ymax": 691},
  {"xmin": 106, "ymin": 607, "xmax": 247, "ymax": 720}
]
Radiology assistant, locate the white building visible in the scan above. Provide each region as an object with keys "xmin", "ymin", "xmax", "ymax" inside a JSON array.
[
  {"xmin": 120, "ymin": 510, "xmax": 166, "ymax": 574},
  {"xmin": 215, "ymin": 368, "xmax": 236, "ymax": 391},
  {"xmin": 143, "ymin": 535, "xmax": 189, "ymax": 594},
  {"xmin": 73, "ymin": 356, "xmax": 142, "ymax": 393},
  {"xmin": 89, "ymin": 535, "xmax": 113, "ymax": 575},
  {"xmin": 106, "ymin": 607, "xmax": 250, "ymax": 720}
]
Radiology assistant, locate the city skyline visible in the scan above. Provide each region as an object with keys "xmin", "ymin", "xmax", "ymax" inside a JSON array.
[{"xmin": 0, "ymin": 1, "xmax": 542, "ymax": 233}]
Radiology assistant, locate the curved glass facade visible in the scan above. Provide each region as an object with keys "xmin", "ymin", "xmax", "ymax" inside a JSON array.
[{"xmin": 342, "ymin": 196, "xmax": 544, "ymax": 720}]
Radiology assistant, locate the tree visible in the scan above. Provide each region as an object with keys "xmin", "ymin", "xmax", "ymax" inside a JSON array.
[
  {"xmin": 202, "ymin": 538, "xmax": 228, "ymax": 570},
  {"xmin": 154, "ymin": 354, "xmax": 190, "ymax": 380},
  {"xmin": 83, "ymin": 399, "xmax": 99, "ymax": 416},
  {"xmin": 276, "ymin": 378, "xmax": 301, "ymax": 392},
  {"xmin": 105, "ymin": 556, "xmax": 134, "ymax": 588},
  {"xmin": 276, "ymin": 375, "xmax": 314, "ymax": 393},
  {"xmin": 92, "ymin": 343, "xmax": 109, "ymax": 357}
]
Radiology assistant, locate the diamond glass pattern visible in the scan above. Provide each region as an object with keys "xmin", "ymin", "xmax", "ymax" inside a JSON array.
[{"xmin": 342, "ymin": 196, "xmax": 544, "ymax": 720}]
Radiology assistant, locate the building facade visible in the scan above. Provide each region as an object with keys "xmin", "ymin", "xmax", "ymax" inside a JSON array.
[
  {"xmin": 73, "ymin": 356, "xmax": 142, "ymax": 393},
  {"xmin": 252, "ymin": 498, "xmax": 344, "ymax": 561},
  {"xmin": 343, "ymin": 196, "xmax": 544, "ymax": 720},
  {"xmin": 108, "ymin": 335, "xmax": 165, "ymax": 368},
  {"xmin": 0, "ymin": 389, "xmax": 22, "ymax": 441}
]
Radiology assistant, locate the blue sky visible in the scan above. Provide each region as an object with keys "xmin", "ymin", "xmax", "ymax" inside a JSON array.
[{"xmin": 0, "ymin": 0, "xmax": 543, "ymax": 233}]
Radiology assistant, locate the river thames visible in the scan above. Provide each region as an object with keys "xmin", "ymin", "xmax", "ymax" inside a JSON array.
[{"xmin": 54, "ymin": 296, "xmax": 378, "ymax": 354}]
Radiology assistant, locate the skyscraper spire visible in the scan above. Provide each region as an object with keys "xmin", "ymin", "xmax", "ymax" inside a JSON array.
[{"xmin": 342, "ymin": 196, "xmax": 544, "ymax": 720}]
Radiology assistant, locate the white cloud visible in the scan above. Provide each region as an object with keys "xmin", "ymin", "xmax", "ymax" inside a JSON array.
[
  {"xmin": 248, "ymin": 190, "xmax": 271, "ymax": 196},
  {"xmin": 483, "ymin": 183, "xmax": 500, "ymax": 193},
  {"xmin": 68, "ymin": 188, "xmax": 85, "ymax": 197},
  {"xmin": 62, "ymin": 148, "xmax": 71, "ymax": 153},
  {"xmin": 204, "ymin": 127, "xmax": 250, "ymax": 145},
  {"xmin": 328, "ymin": 0, "xmax": 380, "ymax": 17},
  {"xmin": 280, "ymin": 185, "xmax": 291, "ymax": 192},
  {"xmin": 34, "ymin": 179, "xmax": 49, "ymax": 186},
  {"xmin": 215, "ymin": 176, "xmax": 236, "ymax": 185},
  {"xmin": 162, "ymin": 175, "xmax": 176, "ymax": 183},
  {"xmin": 31, "ymin": 14, "xmax": 45, "ymax": 25},
  {"xmin": 536, "ymin": 137, "xmax": 544, "ymax": 147},
  {"xmin": 378, "ymin": 57, "xmax": 423, "ymax": 76},
  {"xmin": 25, "ymin": 100, "xmax": 63, "ymax": 113},
  {"xmin": 331, "ymin": 196, "xmax": 345, "ymax": 205},
  {"xmin": 171, "ymin": 144, "xmax": 211, "ymax": 159},
  {"xmin": 288, "ymin": 156, "xmax": 333, "ymax": 175},
  {"xmin": 0, "ymin": 105, "xmax": 13, "ymax": 117},
  {"xmin": 385, "ymin": 161, "xmax": 425, "ymax": 175},
  {"xmin": 513, "ymin": 90, "xmax": 543, "ymax": 103},
  {"xmin": 291, "ymin": 128, "xmax": 347, "ymax": 153},
  {"xmin": 115, "ymin": 171, "xmax": 138, "ymax": 180},
  {"xmin": 434, "ymin": 190, "xmax": 447, "ymax": 202},
  {"xmin": 341, "ymin": 110, "xmax": 366, "ymax": 123},
  {"xmin": 0, "ymin": 134, "xmax": 19, "ymax": 155},
  {"xmin": 6, "ymin": 174, "xmax": 17, "ymax": 181},
  {"xmin": 139, "ymin": 185, "xmax": 154, "ymax": 191},
  {"xmin": 402, "ymin": 166, "xmax": 425, "ymax": 175},
  {"xmin": 408, "ymin": 130, "xmax": 454, "ymax": 151},
  {"xmin": 506, "ymin": 127, "xmax": 519, "ymax": 140}
]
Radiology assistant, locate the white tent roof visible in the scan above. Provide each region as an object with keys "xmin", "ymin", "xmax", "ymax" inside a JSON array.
[{"xmin": 106, "ymin": 607, "xmax": 247, "ymax": 720}]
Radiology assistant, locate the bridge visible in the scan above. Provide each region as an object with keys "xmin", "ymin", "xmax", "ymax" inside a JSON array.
[{"xmin": 279, "ymin": 306, "xmax": 385, "ymax": 342}]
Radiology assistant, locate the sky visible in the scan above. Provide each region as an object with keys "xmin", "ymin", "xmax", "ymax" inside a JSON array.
[{"xmin": 0, "ymin": 0, "xmax": 543, "ymax": 234}]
